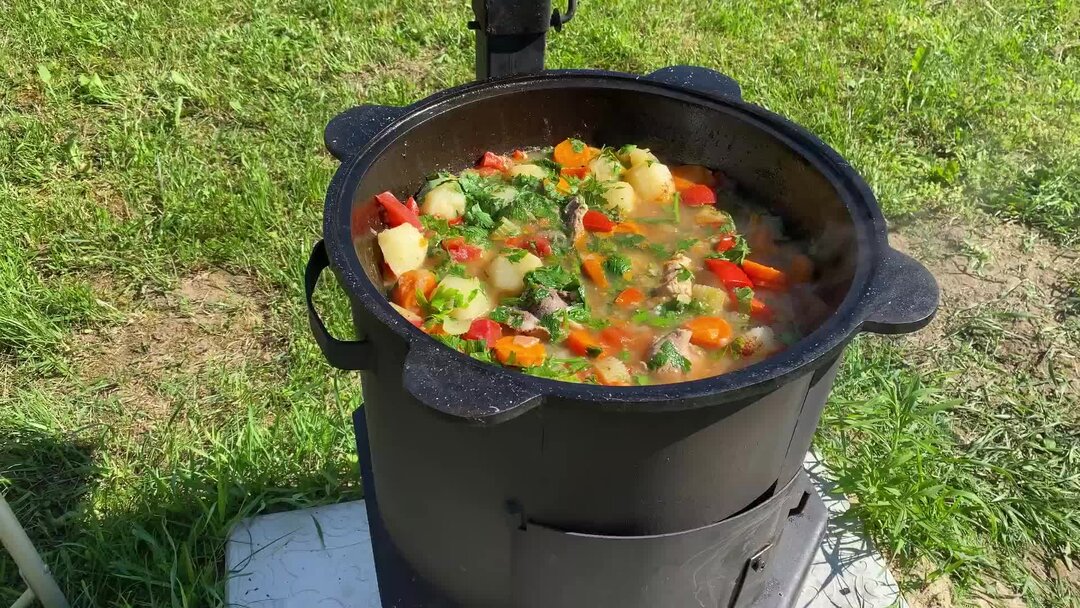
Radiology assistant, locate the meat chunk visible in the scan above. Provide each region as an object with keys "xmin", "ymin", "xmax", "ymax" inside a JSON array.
[
  {"xmin": 561, "ymin": 196, "xmax": 587, "ymax": 242},
  {"xmin": 656, "ymin": 253, "xmax": 693, "ymax": 304},
  {"xmin": 513, "ymin": 309, "xmax": 550, "ymax": 340},
  {"xmin": 528, "ymin": 289, "xmax": 569, "ymax": 318},
  {"xmin": 646, "ymin": 328, "xmax": 693, "ymax": 376}
]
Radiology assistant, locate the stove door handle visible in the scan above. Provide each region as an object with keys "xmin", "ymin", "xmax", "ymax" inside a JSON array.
[
  {"xmin": 324, "ymin": 104, "xmax": 408, "ymax": 162},
  {"xmin": 861, "ymin": 246, "xmax": 939, "ymax": 335},
  {"xmin": 305, "ymin": 240, "xmax": 375, "ymax": 370},
  {"xmin": 643, "ymin": 65, "xmax": 742, "ymax": 101}
]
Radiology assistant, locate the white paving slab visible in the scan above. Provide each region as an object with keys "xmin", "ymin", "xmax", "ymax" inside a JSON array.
[{"xmin": 226, "ymin": 454, "xmax": 904, "ymax": 608}]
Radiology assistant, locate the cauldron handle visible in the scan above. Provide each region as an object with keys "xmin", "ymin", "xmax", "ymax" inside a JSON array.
[
  {"xmin": 860, "ymin": 246, "xmax": 939, "ymax": 335},
  {"xmin": 324, "ymin": 105, "xmax": 408, "ymax": 162},
  {"xmin": 402, "ymin": 339, "xmax": 544, "ymax": 423},
  {"xmin": 305, "ymin": 240, "xmax": 375, "ymax": 370},
  {"xmin": 644, "ymin": 66, "xmax": 742, "ymax": 101}
]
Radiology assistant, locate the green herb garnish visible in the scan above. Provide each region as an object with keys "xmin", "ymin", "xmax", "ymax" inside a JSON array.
[
  {"xmin": 603, "ymin": 254, "xmax": 632, "ymax": 278},
  {"xmin": 647, "ymin": 340, "xmax": 691, "ymax": 373},
  {"xmin": 733, "ymin": 286, "xmax": 755, "ymax": 315}
]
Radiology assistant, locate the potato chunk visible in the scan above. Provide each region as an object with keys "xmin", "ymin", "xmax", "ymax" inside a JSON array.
[
  {"xmin": 421, "ymin": 181, "xmax": 466, "ymax": 219},
  {"xmin": 434, "ymin": 276, "xmax": 491, "ymax": 322},
  {"xmin": 589, "ymin": 154, "xmax": 623, "ymax": 182},
  {"xmin": 487, "ymin": 251, "xmax": 543, "ymax": 295},
  {"xmin": 377, "ymin": 223, "xmax": 428, "ymax": 275},
  {"xmin": 602, "ymin": 181, "xmax": 637, "ymax": 215},
  {"xmin": 508, "ymin": 163, "xmax": 549, "ymax": 180},
  {"xmin": 624, "ymin": 161, "xmax": 675, "ymax": 203}
]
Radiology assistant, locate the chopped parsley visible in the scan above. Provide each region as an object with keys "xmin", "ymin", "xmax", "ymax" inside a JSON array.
[
  {"xmin": 523, "ymin": 357, "xmax": 593, "ymax": 382},
  {"xmin": 433, "ymin": 334, "xmax": 494, "ymax": 363},
  {"xmin": 675, "ymin": 267, "xmax": 694, "ymax": 282},
  {"xmin": 569, "ymin": 138, "xmax": 586, "ymax": 153},
  {"xmin": 603, "ymin": 253, "xmax": 632, "ymax": 278},
  {"xmin": 647, "ymin": 340, "xmax": 691, "ymax": 373},
  {"xmin": 733, "ymin": 286, "xmax": 755, "ymax": 314},
  {"xmin": 707, "ymin": 234, "xmax": 751, "ymax": 264},
  {"xmin": 505, "ymin": 248, "xmax": 528, "ymax": 263},
  {"xmin": 612, "ymin": 233, "xmax": 646, "ymax": 248},
  {"xmin": 674, "ymin": 237, "xmax": 698, "ymax": 252}
]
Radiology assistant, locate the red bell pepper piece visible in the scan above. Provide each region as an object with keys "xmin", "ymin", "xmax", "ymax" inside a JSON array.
[
  {"xmin": 704, "ymin": 258, "xmax": 753, "ymax": 289},
  {"xmin": 477, "ymin": 151, "xmax": 509, "ymax": 172},
  {"xmin": 680, "ymin": 184, "xmax": 717, "ymax": 206},
  {"xmin": 447, "ymin": 216, "xmax": 463, "ymax": 226},
  {"xmin": 714, "ymin": 234, "xmax": 737, "ymax": 252},
  {"xmin": 374, "ymin": 191, "xmax": 421, "ymax": 229},
  {"xmin": 442, "ymin": 237, "xmax": 482, "ymax": 262},
  {"xmin": 463, "ymin": 318, "xmax": 502, "ymax": 347},
  {"xmin": 560, "ymin": 166, "xmax": 589, "ymax": 179},
  {"xmin": 505, "ymin": 235, "xmax": 552, "ymax": 258},
  {"xmin": 582, "ymin": 209, "xmax": 616, "ymax": 233}
]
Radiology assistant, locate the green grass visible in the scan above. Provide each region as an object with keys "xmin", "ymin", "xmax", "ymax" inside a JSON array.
[{"xmin": 1, "ymin": 0, "xmax": 1078, "ymax": 605}]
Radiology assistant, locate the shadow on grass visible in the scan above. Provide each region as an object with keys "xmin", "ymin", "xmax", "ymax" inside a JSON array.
[
  {"xmin": 0, "ymin": 409, "xmax": 364, "ymax": 607},
  {"xmin": 0, "ymin": 425, "xmax": 101, "ymax": 603}
]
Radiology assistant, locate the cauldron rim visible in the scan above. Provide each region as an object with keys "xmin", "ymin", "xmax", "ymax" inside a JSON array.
[{"xmin": 317, "ymin": 69, "xmax": 936, "ymax": 419}]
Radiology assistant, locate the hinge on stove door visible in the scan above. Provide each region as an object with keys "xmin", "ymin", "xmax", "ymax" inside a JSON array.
[{"xmin": 727, "ymin": 544, "xmax": 773, "ymax": 608}]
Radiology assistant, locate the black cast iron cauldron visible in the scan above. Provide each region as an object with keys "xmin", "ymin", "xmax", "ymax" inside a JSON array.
[{"xmin": 304, "ymin": 21, "xmax": 937, "ymax": 605}]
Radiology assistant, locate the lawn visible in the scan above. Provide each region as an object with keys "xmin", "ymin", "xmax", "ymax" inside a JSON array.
[{"xmin": 1, "ymin": 0, "xmax": 1078, "ymax": 606}]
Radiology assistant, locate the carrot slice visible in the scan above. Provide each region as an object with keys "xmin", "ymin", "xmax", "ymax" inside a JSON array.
[
  {"xmin": 556, "ymin": 176, "xmax": 572, "ymax": 194},
  {"xmin": 742, "ymin": 260, "xmax": 787, "ymax": 287},
  {"xmin": 391, "ymin": 269, "xmax": 437, "ymax": 314},
  {"xmin": 613, "ymin": 221, "xmax": 643, "ymax": 234},
  {"xmin": 672, "ymin": 175, "xmax": 697, "ymax": 192},
  {"xmin": 566, "ymin": 330, "xmax": 607, "ymax": 358},
  {"xmin": 684, "ymin": 316, "xmax": 733, "ymax": 348},
  {"xmin": 614, "ymin": 287, "xmax": 645, "ymax": 308},
  {"xmin": 671, "ymin": 165, "xmax": 718, "ymax": 188},
  {"xmin": 553, "ymin": 138, "xmax": 598, "ymax": 168},
  {"xmin": 494, "ymin": 335, "xmax": 546, "ymax": 367},
  {"xmin": 581, "ymin": 254, "xmax": 609, "ymax": 288},
  {"xmin": 560, "ymin": 165, "xmax": 589, "ymax": 179}
]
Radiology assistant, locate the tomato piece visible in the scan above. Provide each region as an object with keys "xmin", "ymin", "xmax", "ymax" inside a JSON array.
[
  {"xmin": 582, "ymin": 210, "xmax": 616, "ymax": 233},
  {"xmin": 463, "ymin": 318, "xmax": 502, "ymax": 348},
  {"xmin": 447, "ymin": 216, "xmax": 463, "ymax": 226},
  {"xmin": 704, "ymin": 258, "xmax": 753, "ymax": 289},
  {"xmin": 742, "ymin": 260, "xmax": 787, "ymax": 288},
  {"xmin": 506, "ymin": 235, "xmax": 552, "ymax": 258},
  {"xmin": 680, "ymin": 184, "xmax": 717, "ymax": 207},
  {"xmin": 750, "ymin": 298, "xmax": 774, "ymax": 323},
  {"xmin": 477, "ymin": 151, "xmax": 509, "ymax": 171},
  {"xmin": 553, "ymin": 138, "xmax": 598, "ymax": 168},
  {"xmin": 375, "ymin": 191, "xmax": 422, "ymax": 229},
  {"xmin": 566, "ymin": 330, "xmax": 607, "ymax": 358},
  {"xmin": 714, "ymin": 234, "xmax": 737, "ymax": 252},
  {"xmin": 600, "ymin": 326, "xmax": 633, "ymax": 349},
  {"xmin": 560, "ymin": 165, "xmax": 589, "ymax": 179},
  {"xmin": 391, "ymin": 269, "xmax": 437, "ymax": 314},
  {"xmin": 404, "ymin": 196, "xmax": 419, "ymax": 214},
  {"xmin": 442, "ymin": 237, "xmax": 482, "ymax": 262},
  {"xmin": 512, "ymin": 149, "xmax": 527, "ymax": 161},
  {"xmin": 614, "ymin": 287, "xmax": 645, "ymax": 308},
  {"xmin": 684, "ymin": 316, "xmax": 733, "ymax": 348}
]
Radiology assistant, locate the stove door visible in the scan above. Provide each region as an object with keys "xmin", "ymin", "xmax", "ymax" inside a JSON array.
[{"xmin": 511, "ymin": 474, "xmax": 812, "ymax": 608}]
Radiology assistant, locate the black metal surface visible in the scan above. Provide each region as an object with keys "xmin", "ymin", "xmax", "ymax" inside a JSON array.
[
  {"xmin": 305, "ymin": 240, "xmax": 374, "ymax": 370},
  {"xmin": 354, "ymin": 409, "xmax": 828, "ymax": 608},
  {"xmin": 470, "ymin": 0, "xmax": 575, "ymax": 79},
  {"xmin": 310, "ymin": 65, "xmax": 938, "ymax": 607}
]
